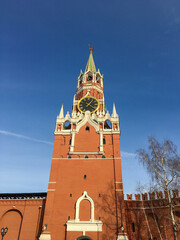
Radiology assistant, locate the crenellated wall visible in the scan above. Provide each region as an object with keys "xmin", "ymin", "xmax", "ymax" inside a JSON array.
[
  {"xmin": 124, "ymin": 190, "xmax": 180, "ymax": 240},
  {"xmin": 126, "ymin": 189, "xmax": 179, "ymax": 200}
]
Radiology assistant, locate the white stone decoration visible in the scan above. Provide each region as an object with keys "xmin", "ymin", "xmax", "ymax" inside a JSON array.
[
  {"xmin": 55, "ymin": 95, "xmax": 120, "ymax": 155},
  {"xmin": 66, "ymin": 191, "xmax": 103, "ymax": 233},
  {"xmin": 76, "ymin": 85, "xmax": 103, "ymax": 95},
  {"xmin": 75, "ymin": 191, "xmax": 94, "ymax": 221},
  {"xmin": 39, "ymin": 234, "xmax": 51, "ymax": 240},
  {"xmin": 55, "ymin": 101, "xmax": 120, "ymax": 135},
  {"xmin": 76, "ymin": 111, "xmax": 98, "ymax": 132},
  {"xmin": 117, "ymin": 235, "xmax": 129, "ymax": 240}
]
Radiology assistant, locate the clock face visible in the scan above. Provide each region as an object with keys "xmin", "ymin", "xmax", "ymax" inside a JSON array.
[{"xmin": 78, "ymin": 96, "xmax": 99, "ymax": 113}]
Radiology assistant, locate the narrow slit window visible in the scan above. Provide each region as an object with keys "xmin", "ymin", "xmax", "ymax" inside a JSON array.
[
  {"xmin": 85, "ymin": 126, "xmax": 90, "ymax": 131},
  {"xmin": 103, "ymin": 138, "xmax": 106, "ymax": 144},
  {"xmin": 132, "ymin": 223, "xmax": 135, "ymax": 232},
  {"xmin": 84, "ymin": 175, "xmax": 87, "ymax": 180}
]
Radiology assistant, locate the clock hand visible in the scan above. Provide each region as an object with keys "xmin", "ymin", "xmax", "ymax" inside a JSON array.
[
  {"xmin": 86, "ymin": 100, "xmax": 93, "ymax": 107},
  {"xmin": 89, "ymin": 105, "xmax": 96, "ymax": 109},
  {"xmin": 88, "ymin": 104, "xmax": 96, "ymax": 109}
]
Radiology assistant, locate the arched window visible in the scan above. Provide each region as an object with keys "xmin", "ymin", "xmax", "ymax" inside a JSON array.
[
  {"xmin": 64, "ymin": 121, "xmax": 71, "ymax": 130},
  {"xmin": 75, "ymin": 191, "xmax": 95, "ymax": 222},
  {"xmin": 104, "ymin": 120, "xmax": 112, "ymax": 129},
  {"xmin": 87, "ymin": 73, "xmax": 93, "ymax": 81}
]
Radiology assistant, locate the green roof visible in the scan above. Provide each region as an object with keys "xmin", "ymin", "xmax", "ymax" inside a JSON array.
[{"xmin": 85, "ymin": 50, "xmax": 96, "ymax": 73}]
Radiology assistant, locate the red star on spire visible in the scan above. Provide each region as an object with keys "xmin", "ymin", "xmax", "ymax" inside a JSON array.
[{"xmin": 89, "ymin": 45, "xmax": 94, "ymax": 52}]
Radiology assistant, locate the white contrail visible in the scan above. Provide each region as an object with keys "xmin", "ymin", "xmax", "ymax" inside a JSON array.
[
  {"xmin": 121, "ymin": 151, "xmax": 137, "ymax": 158},
  {"xmin": 0, "ymin": 130, "xmax": 53, "ymax": 145},
  {"xmin": 0, "ymin": 130, "xmax": 137, "ymax": 154}
]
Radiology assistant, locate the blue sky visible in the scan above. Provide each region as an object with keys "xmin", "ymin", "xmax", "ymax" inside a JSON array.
[{"xmin": 0, "ymin": 0, "xmax": 180, "ymax": 195}]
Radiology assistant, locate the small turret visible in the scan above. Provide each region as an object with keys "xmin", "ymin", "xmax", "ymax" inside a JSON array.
[
  {"xmin": 59, "ymin": 104, "xmax": 64, "ymax": 119},
  {"xmin": 112, "ymin": 102, "xmax": 118, "ymax": 118}
]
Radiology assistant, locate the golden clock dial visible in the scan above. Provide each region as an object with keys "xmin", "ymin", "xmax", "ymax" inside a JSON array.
[{"xmin": 78, "ymin": 96, "xmax": 99, "ymax": 113}]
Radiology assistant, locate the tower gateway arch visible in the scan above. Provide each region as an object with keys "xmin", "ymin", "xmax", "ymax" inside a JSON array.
[{"xmin": 76, "ymin": 236, "xmax": 92, "ymax": 240}]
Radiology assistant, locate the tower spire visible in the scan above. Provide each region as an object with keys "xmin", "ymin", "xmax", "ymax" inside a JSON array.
[{"xmin": 85, "ymin": 45, "xmax": 96, "ymax": 73}]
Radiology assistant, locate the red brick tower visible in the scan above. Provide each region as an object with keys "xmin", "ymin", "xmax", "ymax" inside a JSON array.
[{"xmin": 39, "ymin": 48, "xmax": 129, "ymax": 240}]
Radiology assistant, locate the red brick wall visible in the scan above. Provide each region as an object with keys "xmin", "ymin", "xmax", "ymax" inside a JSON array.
[
  {"xmin": 74, "ymin": 125, "xmax": 99, "ymax": 152},
  {"xmin": 0, "ymin": 198, "xmax": 46, "ymax": 240}
]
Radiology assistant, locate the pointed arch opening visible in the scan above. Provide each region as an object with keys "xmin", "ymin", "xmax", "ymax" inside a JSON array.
[
  {"xmin": 64, "ymin": 121, "xmax": 71, "ymax": 130},
  {"xmin": 66, "ymin": 192, "xmax": 103, "ymax": 233},
  {"xmin": 87, "ymin": 73, "xmax": 93, "ymax": 82},
  {"xmin": 75, "ymin": 191, "xmax": 94, "ymax": 222},
  {"xmin": 96, "ymin": 73, "xmax": 100, "ymax": 83},
  {"xmin": 104, "ymin": 120, "xmax": 112, "ymax": 129}
]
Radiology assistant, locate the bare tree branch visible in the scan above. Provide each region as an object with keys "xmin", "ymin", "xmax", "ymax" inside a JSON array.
[{"xmin": 136, "ymin": 137, "xmax": 180, "ymax": 240}]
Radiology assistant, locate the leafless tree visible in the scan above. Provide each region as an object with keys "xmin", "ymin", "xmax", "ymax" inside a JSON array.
[{"xmin": 137, "ymin": 137, "xmax": 180, "ymax": 240}]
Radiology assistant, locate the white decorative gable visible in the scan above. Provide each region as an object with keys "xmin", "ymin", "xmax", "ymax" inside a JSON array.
[{"xmin": 66, "ymin": 191, "xmax": 103, "ymax": 234}]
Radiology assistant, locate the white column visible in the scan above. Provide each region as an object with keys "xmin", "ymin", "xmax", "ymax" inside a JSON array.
[
  {"xmin": 91, "ymin": 204, "xmax": 94, "ymax": 222},
  {"xmin": 99, "ymin": 131, "xmax": 103, "ymax": 153},
  {"xmin": 70, "ymin": 132, "xmax": 75, "ymax": 152}
]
